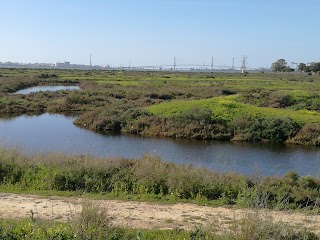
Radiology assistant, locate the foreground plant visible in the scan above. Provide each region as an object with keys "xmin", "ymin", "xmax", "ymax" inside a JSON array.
[{"xmin": 1, "ymin": 147, "xmax": 320, "ymax": 212}]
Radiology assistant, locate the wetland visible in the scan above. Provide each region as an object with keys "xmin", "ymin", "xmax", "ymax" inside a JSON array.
[
  {"xmin": 0, "ymin": 68, "xmax": 320, "ymax": 177},
  {"xmin": 0, "ymin": 113, "xmax": 319, "ymax": 177}
]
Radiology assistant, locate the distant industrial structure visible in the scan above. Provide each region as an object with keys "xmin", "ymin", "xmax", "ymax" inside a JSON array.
[
  {"xmin": 0, "ymin": 56, "xmax": 270, "ymax": 72},
  {"xmin": 241, "ymin": 56, "xmax": 248, "ymax": 73},
  {"xmin": 0, "ymin": 61, "xmax": 106, "ymax": 70},
  {"xmin": 56, "ymin": 61, "xmax": 70, "ymax": 68}
]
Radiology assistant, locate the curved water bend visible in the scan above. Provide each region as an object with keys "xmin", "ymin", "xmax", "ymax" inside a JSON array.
[
  {"xmin": 0, "ymin": 113, "xmax": 319, "ymax": 177},
  {"xmin": 15, "ymin": 85, "xmax": 80, "ymax": 94}
]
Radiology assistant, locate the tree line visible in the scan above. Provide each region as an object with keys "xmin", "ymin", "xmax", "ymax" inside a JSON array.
[{"xmin": 271, "ymin": 59, "xmax": 320, "ymax": 73}]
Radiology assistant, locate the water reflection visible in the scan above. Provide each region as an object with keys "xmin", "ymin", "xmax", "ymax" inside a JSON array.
[
  {"xmin": 14, "ymin": 86, "xmax": 80, "ymax": 94},
  {"xmin": 0, "ymin": 113, "xmax": 319, "ymax": 177}
]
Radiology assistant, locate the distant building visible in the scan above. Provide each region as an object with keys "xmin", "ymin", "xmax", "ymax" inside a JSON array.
[{"xmin": 56, "ymin": 61, "xmax": 71, "ymax": 68}]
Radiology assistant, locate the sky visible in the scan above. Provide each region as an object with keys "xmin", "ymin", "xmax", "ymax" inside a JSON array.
[{"xmin": 0, "ymin": 0, "xmax": 319, "ymax": 68}]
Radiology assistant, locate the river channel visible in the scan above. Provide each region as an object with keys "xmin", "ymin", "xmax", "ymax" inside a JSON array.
[{"xmin": 0, "ymin": 113, "xmax": 319, "ymax": 177}]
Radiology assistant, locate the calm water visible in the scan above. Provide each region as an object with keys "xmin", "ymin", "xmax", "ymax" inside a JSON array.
[
  {"xmin": 15, "ymin": 86, "xmax": 80, "ymax": 94},
  {"xmin": 0, "ymin": 113, "xmax": 319, "ymax": 177}
]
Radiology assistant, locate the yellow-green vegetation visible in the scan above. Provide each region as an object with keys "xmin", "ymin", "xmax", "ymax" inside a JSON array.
[
  {"xmin": 97, "ymin": 80, "xmax": 141, "ymax": 86},
  {"xmin": 0, "ymin": 68, "xmax": 320, "ymax": 145},
  {"xmin": 148, "ymin": 95, "xmax": 320, "ymax": 124}
]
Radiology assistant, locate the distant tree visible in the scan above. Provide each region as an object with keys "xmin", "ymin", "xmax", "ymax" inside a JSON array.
[
  {"xmin": 304, "ymin": 66, "xmax": 311, "ymax": 73},
  {"xmin": 289, "ymin": 61, "xmax": 320, "ymax": 73},
  {"xmin": 271, "ymin": 59, "xmax": 288, "ymax": 72},
  {"xmin": 297, "ymin": 63, "xmax": 306, "ymax": 72},
  {"xmin": 309, "ymin": 62, "xmax": 320, "ymax": 72},
  {"xmin": 283, "ymin": 66, "xmax": 295, "ymax": 72}
]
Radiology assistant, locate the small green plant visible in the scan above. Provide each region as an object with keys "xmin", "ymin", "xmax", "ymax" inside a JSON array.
[
  {"xmin": 222, "ymin": 212, "xmax": 319, "ymax": 240},
  {"xmin": 73, "ymin": 202, "xmax": 123, "ymax": 239}
]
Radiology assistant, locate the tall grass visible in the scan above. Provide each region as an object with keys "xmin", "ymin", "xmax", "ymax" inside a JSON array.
[
  {"xmin": 1, "ymin": 147, "xmax": 320, "ymax": 211},
  {"xmin": 218, "ymin": 211, "xmax": 319, "ymax": 240}
]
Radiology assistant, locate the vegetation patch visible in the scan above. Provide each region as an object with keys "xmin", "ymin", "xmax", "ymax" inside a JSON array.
[
  {"xmin": 0, "ymin": 69, "xmax": 320, "ymax": 145},
  {"xmin": 1, "ymin": 148, "xmax": 320, "ymax": 211},
  {"xmin": 144, "ymin": 96, "xmax": 320, "ymax": 144},
  {"xmin": 148, "ymin": 96, "xmax": 320, "ymax": 124},
  {"xmin": 1, "ymin": 212, "xmax": 318, "ymax": 240}
]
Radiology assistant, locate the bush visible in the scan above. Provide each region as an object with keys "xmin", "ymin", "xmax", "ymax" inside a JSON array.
[
  {"xmin": 232, "ymin": 116, "xmax": 300, "ymax": 142},
  {"xmin": 224, "ymin": 212, "xmax": 319, "ymax": 240},
  {"xmin": 287, "ymin": 123, "xmax": 320, "ymax": 146},
  {"xmin": 268, "ymin": 91, "xmax": 294, "ymax": 108},
  {"xmin": 2, "ymin": 147, "xmax": 320, "ymax": 211}
]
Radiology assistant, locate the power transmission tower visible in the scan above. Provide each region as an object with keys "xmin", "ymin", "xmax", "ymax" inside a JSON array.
[
  {"xmin": 211, "ymin": 57, "xmax": 214, "ymax": 69},
  {"xmin": 241, "ymin": 56, "xmax": 248, "ymax": 73},
  {"xmin": 232, "ymin": 57, "xmax": 235, "ymax": 70},
  {"xmin": 90, "ymin": 54, "xmax": 92, "ymax": 67},
  {"xmin": 174, "ymin": 56, "xmax": 176, "ymax": 71}
]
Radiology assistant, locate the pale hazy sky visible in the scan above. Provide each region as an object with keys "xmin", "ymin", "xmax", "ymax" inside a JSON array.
[{"xmin": 0, "ymin": 0, "xmax": 319, "ymax": 68}]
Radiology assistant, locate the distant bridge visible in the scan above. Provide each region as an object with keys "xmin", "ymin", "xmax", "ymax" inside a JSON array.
[{"xmin": 116, "ymin": 64, "xmax": 259, "ymax": 72}]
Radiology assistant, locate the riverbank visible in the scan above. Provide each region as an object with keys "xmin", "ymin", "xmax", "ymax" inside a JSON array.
[
  {"xmin": 1, "ymin": 145, "xmax": 320, "ymax": 238},
  {"xmin": 1, "ymin": 147, "xmax": 320, "ymax": 212}
]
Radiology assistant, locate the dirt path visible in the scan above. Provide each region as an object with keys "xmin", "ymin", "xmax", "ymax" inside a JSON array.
[{"xmin": 0, "ymin": 193, "xmax": 319, "ymax": 234}]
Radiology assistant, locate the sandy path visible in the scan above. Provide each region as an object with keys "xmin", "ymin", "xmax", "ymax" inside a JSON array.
[{"xmin": 0, "ymin": 193, "xmax": 319, "ymax": 234}]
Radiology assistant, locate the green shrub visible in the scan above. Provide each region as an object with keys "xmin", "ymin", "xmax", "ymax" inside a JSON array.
[
  {"xmin": 232, "ymin": 116, "xmax": 300, "ymax": 142},
  {"xmin": 288, "ymin": 123, "xmax": 320, "ymax": 146},
  {"xmin": 1, "ymin": 148, "xmax": 320, "ymax": 211}
]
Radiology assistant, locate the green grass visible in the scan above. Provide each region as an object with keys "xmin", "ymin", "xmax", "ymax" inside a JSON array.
[
  {"xmin": 0, "ymin": 97, "xmax": 10, "ymax": 104},
  {"xmin": 0, "ymin": 218, "xmax": 195, "ymax": 240},
  {"xmin": 0, "ymin": 185, "xmax": 215, "ymax": 207},
  {"xmin": 97, "ymin": 80, "xmax": 141, "ymax": 86},
  {"xmin": 147, "ymin": 95, "xmax": 320, "ymax": 124}
]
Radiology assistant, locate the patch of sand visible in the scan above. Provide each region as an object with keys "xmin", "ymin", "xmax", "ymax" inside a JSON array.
[{"xmin": 0, "ymin": 193, "xmax": 319, "ymax": 234}]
